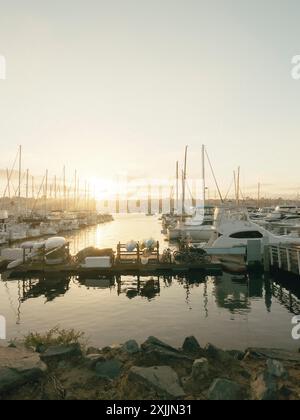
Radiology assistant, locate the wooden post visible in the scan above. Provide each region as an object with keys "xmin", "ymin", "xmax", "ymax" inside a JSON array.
[
  {"xmin": 286, "ymin": 248, "xmax": 291, "ymax": 272},
  {"xmin": 137, "ymin": 242, "xmax": 140, "ymax": 264},
  {"xmin": 297, "ymin": 250, "xmax": 300, "ymax": 276},
  {"xmin": 278, "ymin": 246, "xmax": 282, "ymax": 269},
  {"xmin": 270, "ymin": 246, "xmax": 274, "ymax": 266},
  {"xmin": 264, "ymin": 245, "xmax": 270, "ymax": 273}
]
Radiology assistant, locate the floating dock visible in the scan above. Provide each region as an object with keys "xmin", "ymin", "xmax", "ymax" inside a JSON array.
[{"xmin": 5, "ymin": 261, "xmax": 223, "ymax": 279}]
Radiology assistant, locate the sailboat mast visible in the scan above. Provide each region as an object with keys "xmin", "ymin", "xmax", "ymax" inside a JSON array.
[
  {"xmin": 45, "ymin": 169, "xmax": 48, "ymax": 216},
  {"xmin": 237, "ymin": 167, "xmax": 240, "ymax": 206},
  {"xmin": 18, "ymin": 145, "xmax": 22, "ymax": 214},
  {"xmin": 202, "ymin": 144, "xmax": 206, "ymax": 204},
  {"xmin": 26, "ymin": 169, "xmax": 29, "ymax": 215},
  {"xmin": 182, "ymin": 146, "xmax": 188, "ymax": 217},
  {"xmin": 176, "ymin": 161, "xmax": 179, "ymax": 213}
]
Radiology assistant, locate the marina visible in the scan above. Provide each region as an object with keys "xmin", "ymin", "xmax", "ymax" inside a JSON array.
[
  {"xmin": 1, "ymin": 214, "xmax": 300, "ymax": 353},
  {"xmin": 1, "ymin": 1, "xmax": 300, "ymax": 400}
]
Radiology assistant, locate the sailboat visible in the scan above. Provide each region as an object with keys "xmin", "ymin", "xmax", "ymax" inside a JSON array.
[{"xmin": 167, "ymin": 145, "xmax": 216, "ymax": 242}]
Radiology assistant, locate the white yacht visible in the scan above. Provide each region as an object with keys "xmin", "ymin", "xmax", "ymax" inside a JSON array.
[
  {"xmin": 167, "ymin": 206, "xmax": 215, "ymax": 241},
  {"xmin": 0, "ymin": 210, "xmax": 8, "ymax": 245},
  {"xmin": 207, "ymin": 206, "xmax": 300, "ymax": 252}
]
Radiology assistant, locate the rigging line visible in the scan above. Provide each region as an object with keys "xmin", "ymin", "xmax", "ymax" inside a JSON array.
[
  {"xmin": 1, "ymin": 149, "xmax": 19, "ymax": 200},
  {"xmin": 204, "ymin": 149, "xmax": 224, "ymax": 202},
  {"xmin": 224, "ymin": 177, "xmax": 234, "ymax": 201},
  {"xmin": 30, "ymin": 173, "xmax": 46, "ymax": 215}
]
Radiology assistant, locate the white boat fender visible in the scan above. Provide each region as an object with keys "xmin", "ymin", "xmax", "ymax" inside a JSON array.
[
  {"xmin": 7, "ymin": 259, "xmax": 24, "ymax": 270},
  {"xmin": 45, "ymin": 237, "xmax": 66, "ymax": 250}
]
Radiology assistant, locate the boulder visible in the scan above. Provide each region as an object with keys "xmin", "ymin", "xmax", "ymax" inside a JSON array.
[
  {"xmin": 182, "ymin": 336, "xmax": 201, "ymax": 355},
  {"xmin": 252, "ymin": 371, "xmax": 278, "ymax": 400},
  {"xmin": 205, "ymin": 343, "xmax": 233, "ymax": 363},
  {"xmin": 129, "ymin": 366, "xmax": 185, "ymax": 399},
  {"xmin": 0, "ymin": 368, "xmax": 25, "ymax": 394},
  {"xmin": 0, "ymin": 345, "xmax": 47, "ymax": 395},
  {"xmin": 245, "ymin": 348, "xmax": 300, "ymax": 363},
  {"xmin": 191, "ymin": 358, "xmax": 210, "ymax": 381},
  {"xmin": 208, "ymin": 378, "xmax": 245, "ymax": 400},
  {"xmin": 122, "ymin": 340, "xmax": 140, "ymax": 355},
  {"xmin": 95, "ymin": 359, "xmax": 122, "ymax": 380},
  {"xmin": 266, "ymin": 359, "xmax": 289, "ymax": 379},
  {"xmin": 40, "ymin": 344, "xmax": 82, "ymax": 363},
  {"xmin": 86, "ymin": 347, "xmax": 101, "ymax": 356},
  {"xmin": 141, "ymin": 336, "xmax": 191, "ymax": 363},
  {"xmin": 84, "ymin": 354, "xmax": 105, "ymax": 369}
]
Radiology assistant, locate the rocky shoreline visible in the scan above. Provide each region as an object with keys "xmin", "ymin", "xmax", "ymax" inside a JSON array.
[{"xmin": 1, "ymin": 334, "xmax": 300, "ymax": 400}]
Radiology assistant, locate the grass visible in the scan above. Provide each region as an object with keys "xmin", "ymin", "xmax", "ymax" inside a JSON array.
[{"xmin": 24, "ymin": 326, "xmax": 85, "ymax": 350}]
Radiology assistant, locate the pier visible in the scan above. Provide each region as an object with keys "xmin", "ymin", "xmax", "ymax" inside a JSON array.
[{"xmin": 268, "ymin": 244, "xmax": 300, "ymax": 278}]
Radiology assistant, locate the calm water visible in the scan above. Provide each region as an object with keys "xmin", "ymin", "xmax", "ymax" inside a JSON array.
[{"xmin": 1, "ymin": 214, "xmax": 300, "ymax": 351}]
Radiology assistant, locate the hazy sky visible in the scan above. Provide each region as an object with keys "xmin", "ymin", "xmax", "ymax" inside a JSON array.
[{"xmin": 0, "ymin": 0, "xmax": 300, "ymax": 197}]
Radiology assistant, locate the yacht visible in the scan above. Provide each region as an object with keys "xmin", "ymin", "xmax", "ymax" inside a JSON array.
[
  {"xmin": 207, "ymin": 206, "xmax": 300, "ymax": 252},
  {"xmin": 167, "ymin": 205, "xmax": 215, "ymax": 241},
  {"xmin": 0, "ymin": 210, "xmax": 8, "ymax": 245}
]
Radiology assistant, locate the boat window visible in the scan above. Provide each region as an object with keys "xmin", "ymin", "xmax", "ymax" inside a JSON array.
[
  {"xmin": 202, "ymin": 221, "xmax": 213, "ymax": 226},
  {"xmin": 229, "ymin": 231, "xmax": 263, "ymax": 239}
]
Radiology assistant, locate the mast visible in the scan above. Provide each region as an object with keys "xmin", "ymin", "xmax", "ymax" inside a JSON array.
[
  {"xmin": 176, "ymin": 161, "xmax": 179, "ymax": 213},
  {"xmin": 6, "ymin": 169, "xmax": 11, "ymax": 199},
  {"xmin": 74, "ymin": 170, "xmax": 77, "ymax": 211},
  {"xmin": 182, "ymin": 145, "xmax": 188, "ymax": 217},
  {"xmin": 202, "ymin": 144, "xmax": 206, "ymax": 204},
  {"xmin": 63, "ymin": 166, "xmax": 66, "ymax": 211},
  {"xmin": 18, "ymin": 145, "xmax": 22, "ymax": 214},
  {"xmin": 26, "ymin": 169, "xmax": 29, "ymax": 215},
  {"xmin": 45, "ymin": 169, "xmax": 48, "ymax": 216},
  {"xmin": 257, "ymin": 182, "xmax": 261, "ymax": 209},
  {"xmin": 237, "ymin": 167, "xmax": 240, "ymax": 206}
]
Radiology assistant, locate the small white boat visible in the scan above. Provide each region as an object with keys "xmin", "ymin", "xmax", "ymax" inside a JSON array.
[{"xmin": 167, "ymin": 206, "xmax": 215, "ymax": 241}]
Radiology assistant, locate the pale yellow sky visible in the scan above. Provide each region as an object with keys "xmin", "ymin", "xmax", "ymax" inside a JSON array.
[{"xmin": 0, "ymin": 1, "xmax": 300, "ymax": 198}]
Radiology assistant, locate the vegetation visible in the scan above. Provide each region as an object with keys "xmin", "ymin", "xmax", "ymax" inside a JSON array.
[{"xmin": 24, "ymin": 326, "xmax": 85, "ymax": 349}]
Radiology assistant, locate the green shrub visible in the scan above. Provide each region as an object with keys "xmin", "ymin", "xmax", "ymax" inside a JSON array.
[{"xmin": 24, "ymin": 326, "xmax": 85, "ymax": 349}]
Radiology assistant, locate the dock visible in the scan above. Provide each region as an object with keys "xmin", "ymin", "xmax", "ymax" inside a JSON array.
[
  {"xmin": 268, "ymin": 244, "xmax": 300, "ymax": 278},
  {"xmin": 5, "ymin": 261, "xmax": 223, "ymax": 279}
]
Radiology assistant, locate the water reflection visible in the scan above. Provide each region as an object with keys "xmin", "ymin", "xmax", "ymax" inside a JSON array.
[{"xmin": 1, "ymin": 215, "xmax": 300, "ymax": 350}]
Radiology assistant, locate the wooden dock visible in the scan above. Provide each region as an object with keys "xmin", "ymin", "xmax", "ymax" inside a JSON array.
[{"xmin": 5, "ymin": 260, "xmax": 222, "ymax": 279}]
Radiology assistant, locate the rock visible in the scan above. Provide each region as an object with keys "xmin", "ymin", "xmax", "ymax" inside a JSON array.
[
  {"xmin": 35, "ymin": 344, "xmax": 47, "ymax": 354},
  {"xmin": 205, "ymin": 343, "xmax": 233, "ymax": 363},
  {"xmin": 84, "ymin": 354, "xmax": 105, "ymax": 369},
  {"xmin": 86, "ymin": 347, "xmax": 101, "ymax": 356},
  {"xmin": 141, "ymin": 336, "xmax": 191, "ymax": 363},
  {"xmin": 95, "ymin": 359, "xmax": 122, "ymax": 380},
  {"xmin": 191, "ymin": 358, "xmax": 210, "ymax": 381},
  {"xmin": 266, "ymin": 359, "xmax": 289, "ymax": 379},
  {"xmin": 252, "ymin": 371, "xmax": 278, "ymax": 400},
  {"xmin": 227, "ymin": 350, "xmax": 245, "ymax": 361},
  {"xmin": 208, "ymin": 378, "xmax": 245, "ymax": 400},
  {"xmin": 279, "ymin": 385, "xmax": 294, "ymax": 400},
  {"xmin": 182, "ymin": 336, "xmax": 201, "ymax": 355},
  {"xmin": 245, "ymin": 348, "xmax": 300, "ymax": 363},
  {"xmin": 122, "ymin": 340, "xmax": 140, "ymax": 355},
  {"xmin": 0, "ymin": 345, "xmax": 47, "ymax": 395},
  {"xmin": 0, "ymin": 368, "xmax": 25, "ymax": 394},
  {"xmin": 129, "ymin": 366, "xmax": 185, "ymax": 399},
  {"xmin": 41, "ymin": 344, "xmax": 82, "ymax": 363}
]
